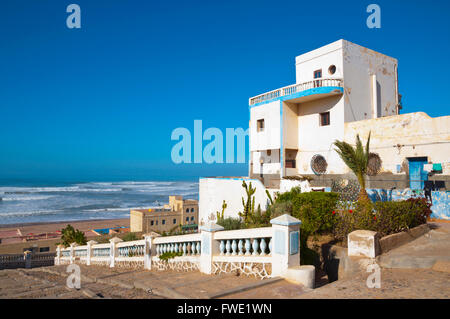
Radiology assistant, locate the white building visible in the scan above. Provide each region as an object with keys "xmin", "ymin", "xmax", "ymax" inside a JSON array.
[{"xmin": 199, "ymin": 39, "xmax": 450, "ymax": 224}]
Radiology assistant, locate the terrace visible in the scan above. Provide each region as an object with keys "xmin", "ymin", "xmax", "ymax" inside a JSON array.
[{"xmin": 249, "ymin": 78, "xmax": 343, "ymax": 106}]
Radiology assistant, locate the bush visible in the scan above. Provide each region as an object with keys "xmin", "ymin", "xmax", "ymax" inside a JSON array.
[
  {"xmin": 216, "ymin": 217, "xmax": 243, "ymax": 230},
  {"xmin": 59, "ymin": 224, "xmax": 87, "ymax": 247},
  {"xmin": 291, "ymin": 192, "xmax": 340, "ymax": 238},
  {"xmin": 268, "ymin": 201, "xmax": 293, "ymax": 219},
  {"xmin": 122, "ymin": 232, "xmax": 139, "ymax": 242},
  {"xmin": 333, "ymin": 198, "xmax": 432, "ymax": 241}
]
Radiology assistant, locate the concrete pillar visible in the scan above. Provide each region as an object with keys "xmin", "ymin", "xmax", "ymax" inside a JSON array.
[
  {"xmin": 109, "ymin": 237, "xmax": 123, "ymax": 268},
  {"xmin": 86, "ymin": 240, "xmax": 97, "ymax": 266},
  {"xmin": 348, "ymin": 230, "xmax": 380, "ymax": 258},
  {"xmin": 270, "ymin": 214, "xmax": 301, "ymax": 277},
  {"xmin": 199, "ymin": 222, "xmax": 224, "ymax": 275},
  {"xmin": 143, "ymin": 233, "xmax": 159, "ymax": 270},
  {"xmin": 24, "ymin": 250, "xmax": 32, "ymax": 269},
  {"xmin": 69, "ymin": 243, "xmax": 78, "ymax": 264},
  {"xmin": 371, "ymin": 73, "xmax": 378, "ymax": 119},
  {"xmin": 55, "ymin": 245, "xmax": 61, "ymax": 266}
]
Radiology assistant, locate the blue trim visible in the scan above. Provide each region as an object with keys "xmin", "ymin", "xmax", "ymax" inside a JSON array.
[
  {"xmin": 249, "ymin": 86, "xmax": 343, "ymax": 108},
  {"xmin": 280, "ymin": 100, "xmax": 283, "ymax": 178}
]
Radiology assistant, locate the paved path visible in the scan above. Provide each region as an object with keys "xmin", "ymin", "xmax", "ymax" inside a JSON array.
[
  {"xmin": 297, "ymin": 268, "xmax": 450, "ymax": 299},
  {"xmin": 0, "ymin": 265, "xmax": 307, "ymax": 299},
  {"xmin": 378, "ymin": 222, "xmax": 450, "ymax": 269}
]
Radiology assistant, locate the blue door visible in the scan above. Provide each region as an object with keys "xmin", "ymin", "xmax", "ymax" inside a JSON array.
[{"xmin": 408, "ymin": 157, "xmax": 428, "ymax": 190}]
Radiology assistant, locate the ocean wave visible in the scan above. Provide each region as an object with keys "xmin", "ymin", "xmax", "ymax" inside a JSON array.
[
  {"xmin": 0, "ymin": 195, "xmax": 55, "ymax": 202},
  {"xmin": 0, "ymin": 209, "xmax": 63, "ymax": 218}
]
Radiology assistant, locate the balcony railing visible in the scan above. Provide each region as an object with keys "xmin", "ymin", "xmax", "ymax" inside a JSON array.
[{"xmin": 249, "ymin": 78, "xmax": 343, "ymax": 106}]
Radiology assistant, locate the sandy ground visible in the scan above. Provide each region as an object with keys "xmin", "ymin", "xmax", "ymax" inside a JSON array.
[{"xmin": 0, "ymin": 218, "xmax": 129, "ymax": 237}]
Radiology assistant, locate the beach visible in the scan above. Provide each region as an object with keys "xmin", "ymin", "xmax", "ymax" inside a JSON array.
[{"xmin": 0, "ymin": 218, "xmax": 130, "ymax": 234}]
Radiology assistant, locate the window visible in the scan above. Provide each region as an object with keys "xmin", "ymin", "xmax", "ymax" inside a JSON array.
[
  {"xmin": 173, "ymin": 218, "xmax": 177, "ymax": 224},
  {"xmin": 186, "ymin": 217, "xmax": 189, "ymax": 222},
  {"xmin": 257, "ymin": 119, "xmax": 265, "ymax": 132},
  {"xmin": 320, "ymin": 112, "xmax": 330, "ymax": 126},
  {"xmin": 190, "ymin": 208, "xmax": 194, "ymax": 212},
  {"xmin": 155, "ymin": 220, "xmax": 158, "ymax": 225},
  {"xmin": 267, "ymin": 150, "xmax": 271, "ymax": 156},
  {"xmin": 314, "ymin": 69, "xmax": 322, "ymax": 87},
  {"xmin": 186, "ymin": 208, "xmax": 189, "ymax": 213},
  {"xmin": 314, "ymin": 69, "xmax": 322, "ymax": 79},
  {"xmin": 150, "ymin": 220, "xmax": 154, "ymax": 226},
  {"xmin": 328, "ymin": 65, "xmax": 336, "ymax": 75},
  {"xmin": 39, "ymin": 247, "xmax": 50, "ymax": 253},
  {"xmin": 162, "ymin": 219, "xmax": 165, "ymax": 225},
  {"xmin": 191, "ymin": 217, "xmax": 194, "ymax": 221}
]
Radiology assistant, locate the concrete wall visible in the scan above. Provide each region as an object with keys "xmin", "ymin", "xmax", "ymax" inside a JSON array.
[
  {"xmin": 198, "ymin": 177, "xmax": 276, "ymax": 224},
  {"xmin": 295, "ymin": 39, "xmax": 344, "ymax": 84},
  {"xmin": 250, "ymin": 100, "xmax": 281, "ymax": 151},
  {"xmin": 367, "ymin": 188, "xmax": 450, "ymax": 220},
  {"xmin": 344, "ymin": 112, "xmax": 450, "ymax": 175},
  {"xmin": 342, "ymin": 40, "xmax": 398, "ymax": 122},
  {"xmin": 295, "ymin": 95, "xmax": 346, "ymax": 175}
]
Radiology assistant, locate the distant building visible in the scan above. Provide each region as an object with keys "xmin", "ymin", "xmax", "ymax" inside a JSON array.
[{"xmin": 130, "ymin": 196, "xmax": 198, "ymax": 234}]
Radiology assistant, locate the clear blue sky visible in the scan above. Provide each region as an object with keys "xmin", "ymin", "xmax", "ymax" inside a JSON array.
[{"xmin": 1, "ymin": 0, "xmax": 449, "ymax": 182}]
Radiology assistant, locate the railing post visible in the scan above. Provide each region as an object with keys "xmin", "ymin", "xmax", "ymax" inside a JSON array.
[
  {"xmin": 270, "ymin": 214, "xmax": 301, "ymax": 277},
  {"xmin": 143, "ymin": 233, "xmax": 159, "ymax": 270},
  {"xmin": 55, "ymin": 245, "xmax": 61, "ymax": 265},
  {"xmin": 69, "ymin": 243, "xmax": 77, "ymax": 264},
  {"xmin": 24, "ymin": 250, "xmax": 32, "ymax": 269},
  {"xmin": 109, "ymin": 237, "xmax": 123, "ymax": 268},
  {"xmin": 199, "ymin": 222, "xmax": 224, "ymax": 275},
  {"xmin": 86, "ymin": 240, "xmax": 97, "ymax": 266}
]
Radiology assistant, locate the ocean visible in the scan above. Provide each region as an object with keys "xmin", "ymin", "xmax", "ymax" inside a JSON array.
[{"xmin": 0, "ymin": 181, "xmax": 199, "ymax": 225}]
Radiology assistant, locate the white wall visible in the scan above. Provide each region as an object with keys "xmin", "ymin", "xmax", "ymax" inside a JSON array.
[
  {"xmin": 344, "ymin": 112, "xmax": 450, "ymax": 175},
  {"xmin": 295, "ymin": 95, "xmax": 346, "ymax": 174},
  {"xmin": 295, "ymin": 39, "xmax": 344, "ymax": 84},
  {"xmin": 342, "ymin": 40, "xmax": 398, "ymax": 122},
  {"xmin": 250, "ymin": 100, "xmax": 281, "ymax": 151},
  {"xmin": 252, "ymin": 150, "xmax": 281, "ymax": 174},
  {"xmin": 198, "ymin": 178, "xmax": 276, "ymax": 224}
]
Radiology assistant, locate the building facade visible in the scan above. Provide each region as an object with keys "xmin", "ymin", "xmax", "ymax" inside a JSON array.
[
  {"xmin": 199, "ymin": 39, "xmax": 449, "ymax": 224},
  {"xmin": 130, "ymin": 196, "xmax": 198, "ymax": 234}
]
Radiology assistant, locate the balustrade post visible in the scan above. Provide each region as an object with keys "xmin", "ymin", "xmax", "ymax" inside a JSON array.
[
  {"xmin": 24, "ymin": 250, "xmax": 32, "ymax": 269},
  {"xmin": 69, "ymin": 243, "xmax": 77, "ymax": 265},
  {"xmin": 86, "ymin": 240, "xmax": 97, "ymax": 266},
  {"xmin": 55, "ymin": 245, "xmax": 62, "ymax": 265},
  {"xmin": 270, "ymin": 214, "xmax": 301, "ymax": 277},
  {"xmin": 109, "ymin": 237, "xmax": 123, "ymax": 268},
  {"xmin": 199, "ymin": 222, "xmax": 224, "ymax": 275}
]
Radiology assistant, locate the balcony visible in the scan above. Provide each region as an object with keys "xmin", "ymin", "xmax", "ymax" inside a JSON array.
[{"xmin": 249, "ymin": 78, "xmax": 343, "ymax": 106}]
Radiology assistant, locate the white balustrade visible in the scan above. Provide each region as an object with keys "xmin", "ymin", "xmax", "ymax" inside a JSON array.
[{"xmin": 249, "ymin": 78, "xmax": 343, "ymax": 106}]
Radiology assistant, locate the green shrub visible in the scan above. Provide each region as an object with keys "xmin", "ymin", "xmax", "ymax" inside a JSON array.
[
  {"xmin": 216, "ymin": 217, "xmax": 243, "ymax": 230},
  {"xmin": 267, "ymin": 201, "xmax": 293, "ymax": 219},
  {"xmin": 59, "ymin": 224, "xmax": 87, "ymax": 247},
  {"xmin": 159, "ymin": 251, "xmax": 183, "ymax": 261},
  {"xmin": 291, "ymin": 192, "xmax": 340, "ymax": 239},
  {"xmin": 122, "ymin": 232, "xmax": 139, "ymax": 242},
  {"xmin": 333, "ymin": 198, "xmax": 432, "ymax": 241}
]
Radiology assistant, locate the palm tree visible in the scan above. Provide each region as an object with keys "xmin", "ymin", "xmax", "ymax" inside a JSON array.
[{"xmin": 333, "ymin": 132, "xmax": 371, "ymax": 202}]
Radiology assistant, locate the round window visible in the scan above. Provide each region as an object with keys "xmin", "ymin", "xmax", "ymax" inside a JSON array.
[
  {"xmin": 328, "ymin": 65, "xmax": 336, "ymax": 75},
  {"xmin": 311, "ymin": 154, "xmax": 328, "ymax": 175}
]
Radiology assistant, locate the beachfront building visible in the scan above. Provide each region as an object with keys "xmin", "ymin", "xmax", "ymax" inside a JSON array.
[
  {"xmin": 199, "ymin": 39, "xmax": 450, "ymax": 223},
  {"xmin": 130, "ymin": 196, "xmax": 198, "ymax": 234}
]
